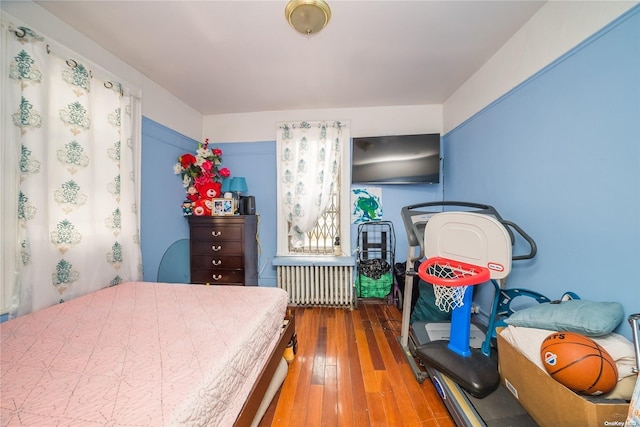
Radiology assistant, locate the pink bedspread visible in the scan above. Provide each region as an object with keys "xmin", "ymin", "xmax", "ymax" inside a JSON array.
[{"xmin": 1, "ymin": 282, "xmax": 288, "ymax": 426}]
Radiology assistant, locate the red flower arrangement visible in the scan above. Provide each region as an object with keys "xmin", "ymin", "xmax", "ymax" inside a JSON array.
[{"xmin": 174, "ymin": 138, "xmax": 231, "ymax": 216}]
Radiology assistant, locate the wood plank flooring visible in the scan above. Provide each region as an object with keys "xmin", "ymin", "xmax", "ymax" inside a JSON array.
[{"xmin": 258, "ymin": 302, "xmax": 455, "ymax": 427}]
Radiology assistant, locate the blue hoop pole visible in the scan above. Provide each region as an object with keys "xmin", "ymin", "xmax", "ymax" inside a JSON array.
[
  {"xmin": 418, "ymin": 257, "xmax": 489, "ymax": 358},
  {"xmin": 447, "ymin": 286, "xmax": 474, "ymax": 357}
]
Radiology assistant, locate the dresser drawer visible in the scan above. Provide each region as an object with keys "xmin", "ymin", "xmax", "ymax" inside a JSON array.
[
  {"xmin": 191, "ymin": 254, "xmax": 243, "ymax": 270},
  {"xmin": 190, "ymin": 224, "xmax": 243, "ymax": 241},
  {"xmin": 191, "ymin": 240, "xmax": 242, "ymax": 255},
  {"xmin": 191, "ymin": 269, "xmax": 245, "ymax": 285},
  {"xmin": 188, "ymin": 215, "xmax": 258, "ymax": 286}
]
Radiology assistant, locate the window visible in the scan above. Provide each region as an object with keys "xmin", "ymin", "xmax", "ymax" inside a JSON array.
[
  {"xmin": 276, "ymin": 121, "xmax": 351, "ymax": 257},
  {"xmin": 288, "ymin": 187, "xmax": 340, "ymax": 255}
]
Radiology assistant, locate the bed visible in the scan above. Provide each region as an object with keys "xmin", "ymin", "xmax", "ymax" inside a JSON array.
[{"xmin": 0, "ymin": 281, "xmax": 294, "ymax": 426}]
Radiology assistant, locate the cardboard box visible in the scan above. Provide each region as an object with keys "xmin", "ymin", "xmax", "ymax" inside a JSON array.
[{"xmin": 497, "ymin": 328, "xmax": 630, "ymax": 427}]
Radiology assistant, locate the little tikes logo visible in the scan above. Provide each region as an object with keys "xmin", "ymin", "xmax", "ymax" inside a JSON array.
[
  {"xmin": 543, "ymin": 351, "xmax": 557, "ymax": 366},
  {"xmin": 487, "ymin": 262, "xmax": 504, "ymax": 272}
]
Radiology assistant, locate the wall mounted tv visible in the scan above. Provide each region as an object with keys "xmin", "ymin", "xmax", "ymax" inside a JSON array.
[{"xmin": 351, "ymin": 133, "xmax": 441, "ymax": 184}]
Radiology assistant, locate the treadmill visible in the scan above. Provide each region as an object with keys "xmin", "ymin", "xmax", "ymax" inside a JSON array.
[{"xmin": 399, "ymin": 201, "xmax": 539, "ymax": 427}]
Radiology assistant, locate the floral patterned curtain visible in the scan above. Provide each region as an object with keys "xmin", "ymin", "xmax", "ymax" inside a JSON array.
[
  {"xmin": 2, "ymin": 19, "xmax": 143, "ymax": 317},
  {"xmin": 276, "ymin": 121, "xmax": 348, "ymax": 248}
]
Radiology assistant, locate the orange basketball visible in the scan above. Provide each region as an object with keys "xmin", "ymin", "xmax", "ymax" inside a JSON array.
[{"xmin": 540, "ymin": 331, "xmax": 618, "ymax": 395}]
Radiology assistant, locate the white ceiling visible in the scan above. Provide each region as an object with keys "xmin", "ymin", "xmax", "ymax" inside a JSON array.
[{"xmin": 34, "ymin": 1, "xmax": 546, "ymax": 116}]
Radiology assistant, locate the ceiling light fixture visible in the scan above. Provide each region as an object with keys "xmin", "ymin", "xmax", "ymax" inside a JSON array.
[{"xmin": 285, "ymin": 0, "xmax": 331, "ymax": 36}]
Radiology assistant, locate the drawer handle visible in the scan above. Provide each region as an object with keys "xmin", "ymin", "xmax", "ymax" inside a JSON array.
[
  {"xmin": 211, "ymin": 274, "xmax": 223, "ymax": 281},
  {"xmin": 211, "ymin": 230, "xmax": 221, "ymax": 237},
  {"xmin": 212, "ymin": 260, "xmax": 222, "ymax": 266},
  {"xmin": 211, "ymin": 245, "xmax": 222, "ymax": 251}
]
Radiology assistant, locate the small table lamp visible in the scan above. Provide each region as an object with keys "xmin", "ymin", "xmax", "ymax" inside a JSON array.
[
  {"xmin": 221, "ymin": 178, "xmax": 232, "ymax": 198},
  {"xmin": 229, "ymin": 177, "xmax": 248, "ymax": 214}
]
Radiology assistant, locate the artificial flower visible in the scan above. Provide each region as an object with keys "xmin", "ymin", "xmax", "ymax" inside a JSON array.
[
  {"xmin": 180, "ymin": 153, "xmax": 197, "ymax": 169},
  {"xmin": 174, "ymin": 138, "xmax": 230, "ymax": 215}
]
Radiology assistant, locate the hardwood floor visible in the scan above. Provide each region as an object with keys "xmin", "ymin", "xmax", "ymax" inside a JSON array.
[{"xmin": 258, "ymin": 302, "xmax": 455, "ymax": 427}]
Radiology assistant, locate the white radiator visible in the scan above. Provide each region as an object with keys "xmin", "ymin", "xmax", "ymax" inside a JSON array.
[{"xmin": 277, "ymin": 265, "xmax": 353, "ymax": 307}]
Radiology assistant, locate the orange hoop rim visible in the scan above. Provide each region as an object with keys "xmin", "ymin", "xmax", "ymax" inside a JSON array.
[{"xmin": 417, "ymin": 256, "xmax": 490, "ymax": 287}]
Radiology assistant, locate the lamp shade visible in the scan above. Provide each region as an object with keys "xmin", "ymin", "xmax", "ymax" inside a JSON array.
[
  {"xmin": 229, "ymin": 177, "xmax": 248, "ymax": 193},
  {"xmin": 221, "ymin": 178, "xmax": 231, "ymax": 193}
]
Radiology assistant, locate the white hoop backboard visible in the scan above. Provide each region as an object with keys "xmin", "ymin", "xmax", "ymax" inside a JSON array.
[{"xmin": 423, "ymin": 211, "xmax": 512, "ymax": 279}]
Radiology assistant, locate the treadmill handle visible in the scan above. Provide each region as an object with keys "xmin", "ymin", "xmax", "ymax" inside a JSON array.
[
  {"xmin": 501, "ymin": 220, "xmax": 537, "ymax": 260},
  {"xmin": 402, "ymin": 200, "xmax": 497, "ymax": 213},
  {"xmin": 401, "ymin": 201, "xmax": 505, "ymax": 260}
]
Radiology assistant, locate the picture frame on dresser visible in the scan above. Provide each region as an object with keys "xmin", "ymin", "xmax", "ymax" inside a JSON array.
[{"xmin": 212, "ymin": 198, "xmax": 234, "ymax": 216}]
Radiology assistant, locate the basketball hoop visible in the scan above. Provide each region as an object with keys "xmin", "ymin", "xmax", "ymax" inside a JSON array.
[{"xmin": 418, "ymin": 257, "xmax": 490, "ymax": 312}]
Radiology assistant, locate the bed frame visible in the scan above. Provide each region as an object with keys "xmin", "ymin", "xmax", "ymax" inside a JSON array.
[{"xmin": 235, "ymin": 314, "xmax": 296, "ymax": 426}]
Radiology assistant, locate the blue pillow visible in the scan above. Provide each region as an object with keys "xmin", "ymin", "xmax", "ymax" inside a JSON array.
[{"xmin": 504, "ymin": 300, "xmax": 624, "ymax": 336}]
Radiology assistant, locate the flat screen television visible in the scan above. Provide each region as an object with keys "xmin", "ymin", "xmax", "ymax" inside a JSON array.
[{"xmin": 351, "ymin": 133, "xmax": 441, "ymax": 184}]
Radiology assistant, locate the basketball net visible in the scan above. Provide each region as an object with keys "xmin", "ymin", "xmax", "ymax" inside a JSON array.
[
  {"xmin": 427, "ymin": 263, "xmax": 469, "ymax": 312},
  {"xmin": 419, "ymin": 259, "xmax": 490, "ymax": 312}
]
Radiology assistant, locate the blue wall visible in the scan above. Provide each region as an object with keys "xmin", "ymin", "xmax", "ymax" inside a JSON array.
[
  {"xmin": 140, "ymin": 118, "xmax": 197, "ymax": 282},
  {"xmin": 206, "ymin": 141, "xmax": 280, "ymax": 286},
  {"xmin": 141, "ymin": 125, "xmax": 443, "ymax": 286},
  {"xmin": 442, "ymin": 7, "xmax": 640, "ymax": 339}
]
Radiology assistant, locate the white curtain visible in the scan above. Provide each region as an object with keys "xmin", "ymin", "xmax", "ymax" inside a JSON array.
[
  {"xmin": 277, "ymin": 121, "xmax": 348, "ymax": 248},
  {"xmin": 2, "ymin": 19, "xmax": 143, "ymax": 317}
]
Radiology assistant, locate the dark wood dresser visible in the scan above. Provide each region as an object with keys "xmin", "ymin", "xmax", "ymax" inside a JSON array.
[{"xmin": 188, "ymin": 215, "xmax": 258, "ymax": 286}]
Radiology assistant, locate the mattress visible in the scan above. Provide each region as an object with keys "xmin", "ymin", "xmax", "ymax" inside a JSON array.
[{"xmin": 1, "ymin": 281, "xmax": 289, "ymax": 426}]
